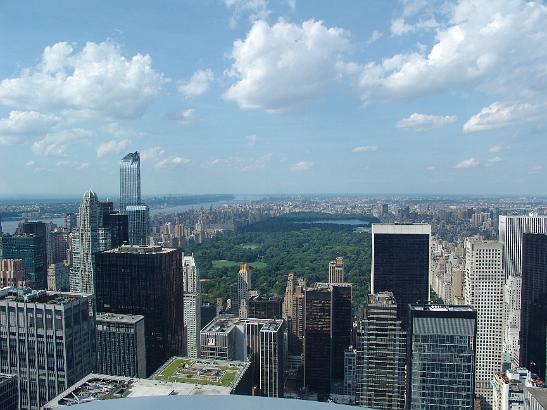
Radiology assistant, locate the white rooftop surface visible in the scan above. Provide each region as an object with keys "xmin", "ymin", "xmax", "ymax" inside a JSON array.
[
  {"xmin": 372, "ymin": 223, "xmax": 431, "ymax": 235},
  {"xmin": 127, "ymin": 379, "xmax": 231, "ymax": 396}
]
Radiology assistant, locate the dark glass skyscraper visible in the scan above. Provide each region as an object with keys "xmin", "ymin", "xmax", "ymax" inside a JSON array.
[
  {"xmin": 119, "ymin": 151, "xmax": 141, "ymax": 212},
  {"xmin": 372, "ymin": 224, "xmax": 431, "ymax": 326},
  {"xmin": 520, "ymin": 233, "xmax": 547, "ymax": 379},
  {"xmin": 304, "ymin": 283, "xmax": 352, "ymax": 396},
  {"xmin": 102, "ymin": 212, "xmax": 129, "ymax": 248},
  {"xmin": 94, "ymin": 245, "xmax": 184, "ymax": 376},
  {"xmin": 0, "ymin": 233, "xmax": 47, "ymax": 289},
  {"xmin": 406, "ymin": 304, "xmax": 477, "ymax": 410}
]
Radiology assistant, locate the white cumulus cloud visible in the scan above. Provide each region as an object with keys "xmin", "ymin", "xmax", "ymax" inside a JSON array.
[
  {"xmin": 178, "ymin": 69, "xmax": 214, "ymax": 98},
  {"xmin": 367, "ymin": 30, "xmax": 383, "ymax": 45},
  {"xmin": 346, "ymin": 0, "xmax": 547, "ymax": 102},
  {"xmin": 397, "ymin": 113, "xmax": 457, "ymax": 131},
  {"xmin": 352, "ymin": 145, "xmax": 377, "ymax": 153},
  {"xmin": 463, "ymin": 101, "xmax": 539, "ymax": 133},
  {"xmin": 0, "ymin": 111, "xmax": 58, "ymax": 144},
  {"xmin": 0, "ymin": 41, "xmax": 166, "ymax": 119},
  {"xmin": 32, "ymin": 128, "xmax": 91, "ymax": 157},
  {"xmin": 96, "ymin": 139, "xmax": 131, "ymax": 157},
  {"xmin": 224, "ymin": 0, "xmax": 271, "ymax": 27},
  {"xmin": 140, "ymin": 146, "xmax": 165, "ymax": 161},
  {"xmin": 155, "ymin": 156, "xmax": 190, "ymax": 168},
  {"xmin": 290, "ymin": 161, "xmax": 314, "ymax": 171},
  {"xmin": 224, "ymin": 19, "xmax": 349, "ymax": 112},
  {"xmin": 455, "ymin": 158, "xmax": 480, "ymax": 169}
]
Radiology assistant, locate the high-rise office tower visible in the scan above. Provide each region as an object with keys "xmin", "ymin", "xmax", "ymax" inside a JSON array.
[
  {"xmin": 356, "ymin": 292, "xmax": 406, "ymax": 410},
  {"xmin": 406, "ymin": 304, "xmax": 477, "ymax": 410},
  {"xmin": 47, "ymin": 262, "xmax": 70, "ymax": 291},
  {"xmin": 47, "ymin": 228, "xmax": 67, "ymax": 265},
  {"xmin": 95, "ymin": 245, "xmax": 184, "ymax": 375},
  {"xmin": 0, "ymin": 259, "xmax": 24, "ymax": 287},
  {"xmin": 248, "ymin": 295, "xmax": 282, "ymax": 319},
  {"xmin": 464, "ymin": 238, "xmax": 505, "ymax": 408},
  {"xmin": 520, "ymin": 233, "xmax": 547, "ymax": 379},
  {"xmin": 499, "ymin": 215, "xmax": 547, "ymax": 368},
  {"xmin": 371, "ymin": 224, "xmax": 431, "ymax": 327},
  {"xmin": 16, "ymin": 221, "xmax": 47, "ymax": 285},
  {"xmin": 102, "ymin": 211, "xmax": 128, "ymax": 248},
  {"xmin": 304, "ymin": 283, "xmax": 352, "ymax": 396},
  {"xmin": 0, "ymin": 233, "xmax": 47, "ymax": 289},
  {"xmin": 96, "ymin": 312, "xmax": 147, "ymax": 378},
  {"xmin": 119, "ymin": 151, "xmax": 141, "ymax": 212},
  {"xmin": 70, "ymin": 190, "xmax": 111, "ymax": 294},
  {"xmin": 63, "ymin": 213, "xmax": 77, "ymax": 232},
  {"xmin": 0, "ymin": 288, "xmax": 95, "ymax": 410},
  {"xmin": 0, "ymin": 374, "xmax": 18, "ymax": 410},
  {"xmin": 183, "ymin": 254, "xmax": 201, "ymax": 358},
  {"xmin": 237, "ymin": 263, "xmax": 252, "ymax": 318},
  {"xmin": 126, "ymin": 205, "xmax": 149, "ymax": 245},
  {"xmin": 328, "ymin": 257, "xmax": 345, "ymax": 284},
  {"xmin": 283, "ymin": 272, "xmax": 306, "ymax": 355},
  {"xmin": 259, "ymin": 320, "xmax": 284, "ymax": 397}
]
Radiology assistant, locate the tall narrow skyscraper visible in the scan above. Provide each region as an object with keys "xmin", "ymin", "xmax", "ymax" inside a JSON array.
[
  {"xmin": 328, "ymin": 257, "xmax": 345, "ymax": 284},
  {"xmin": 520, "ymin": 233, "xmax": 547, "ymax": 379},
  {"xmin": 119, "ymin": 152, "xmax": 141, "ymax": 211},
  {"xmin": 406, "ymin": 304, "xmax": 477, "ymax": 410},
  {"xmin": 69, "ymin": 190, "xmax": 111, "ymax": 295},
  {"xmin": 499, "ymin": 215, "xmax": 547, "ymax": 368},
  {"xmin": 237, "ymin": 263, "xmax": 252, "ymax": 318},
  {"xmin": 372, "ymin": 224, "xmax": 431, "ymax": 326},
  {"xmin": 356, "ymin": 292, "xmax": 406, "ymax": 410},
  {"xmin": 464, "ymin": 238, "xmax": 504, "ymax": 408},
  {"xmin": 183, "ymin": 255, "xmax": 201, "ymax": 358}
]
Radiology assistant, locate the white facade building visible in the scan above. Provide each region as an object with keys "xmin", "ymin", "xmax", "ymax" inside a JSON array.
[
  {"xmin": 183, "ymin": 255, "xmax": 201, "ymax": 358},
  {"xmin": 499, "ymin": 215, "xmax": 547, "ymax": 367},
  {"xmin": 464, "ymin": 238, "xmax": 504, "ymax": 408}
]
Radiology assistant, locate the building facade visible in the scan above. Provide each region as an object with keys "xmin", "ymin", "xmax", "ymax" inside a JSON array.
[
  {"xmin": 0, "ymin": 288, "xmax": 95, "ymax": 410},
  {"xmin": 520, "ymin": 233, "xmax": 547, "ymax": 379},
  {"xmin": 406, "ymin": 304, "xmax": 477, "ymax": 410},
  {"xmin": 248, "ymin": 295, "xmax": 282, "ymax": 319},
  {"xmin": 47, "ymin": 262, "xmax": 70, "ymax": 292},
  {"xmin": 464, "ymin": 238, "xmax": 505, "ymax": 407},
  {"xmin": 356, "ymin": 292, "xmax": 406, "ymax": 410},
  {"xmin": 126, "ymin": 205, "xmax": 150, "ymax": 246},
  {"xmin": 237, "ymin": 263, "xmax": 252, "ymax": 318},
  {"xmin": 499, "ymin": 215, "xmax": 547, "ymax": 368},
  {"xmin": 328, "ymin": 257, "xmax": 344, "ymax": 284},
  {"xmin": 304, "ymin": 283, "xmax": 352, "ymax": 396},
  {"xmin": 0, "ymin": 259, "xmax": 24, "ymax": 287},
  {"xmin": 119, "ymin": 152, "xmax": 141, "ymax": 212},
  {"xmin": 0, "ymin": 374, "xmax": 17, "ymax": 410},
  {"xmin": 371, "ymin": 224, "xmax": 431, "ymax": 327},
  {"xmin": 259, "ymin": 320, "xmax": 284, "ymax": 397},
  {"xmin": 183, "ymin": 255, "xmax": 201, "ymax": 358},
  {"xmin": 95, "ymin": 245, "xmax": 184, "ymax": 376},
  {"xmin": 96, "ymin": 312, "xmax": 146, "ymax": 378},
  {"xmin": 283, "ymin": 272, "xmax": 306, "ymax": 356},
  {"xmin": 0, "ymin": 234, "xmax": 47, "ymax": 289}
]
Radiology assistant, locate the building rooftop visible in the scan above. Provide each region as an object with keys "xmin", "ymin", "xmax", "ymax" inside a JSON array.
[
  {"xmin": 43, "ymin": 372, "xmax": 235, "ymax": 408},
  {"xmin": 0, "ymin": 373, "xmax": 16, "ymax": 382},
  {"xmin": 0, "ymin": 287, "xmax": 89, "ymax": 305},
  {"xmin": 527, "ymin": 387, "xmax": 547, "ymax": 408},
  {"xmin": 409, "ymin": 303, "xmax": 475, "ymax": 312},
  {"xmin": 104, "ymin": 245, "xmax": 175, "ymax": 254},
  {"xmin": 121, "ymin": 152, "xmax": 140, "ymax": 163},
  {"xmin": 96, "ymin": 312, "xmax": 145, "ymax": 324},
  {"xmin": 152, "ymin": 357, "xmax": 250, "ymax": 392},
  {"xmin": 201, "ymin": 315, "xmax": 283, "ymax": 334},
  {"xmin": 45, "ymin": 394, "xmax": 361, "ymax": 410},
  {"xmin": 372, "ymin": 223, "xmax": 431, "ymax": 235}
]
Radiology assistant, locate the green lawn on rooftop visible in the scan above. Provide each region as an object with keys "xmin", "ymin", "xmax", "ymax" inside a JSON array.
[{"xmin": 157, "ymin": 359, "xmax": 237, "ymax": 387}]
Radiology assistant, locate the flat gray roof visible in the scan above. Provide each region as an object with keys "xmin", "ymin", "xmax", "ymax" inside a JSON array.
[{"xmin": 96, "ymin": 313, "xmax": 144, "ymax": 324}]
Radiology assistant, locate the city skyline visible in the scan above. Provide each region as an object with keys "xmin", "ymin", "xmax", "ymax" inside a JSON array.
[{"xmin": 1, "ymin": 0, "xmax": 547, "ymax": 196}]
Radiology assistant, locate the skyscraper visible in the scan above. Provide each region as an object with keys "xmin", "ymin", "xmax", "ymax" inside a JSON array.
[
  {"xmin": 119, "ymin": 151, "xmax": 141, "ymax": 211},
  {"xmin": 464, "ymin": 238, "xmax": 504, "ymax": 408},
  {"xmin": 0, "ymin": 288, "xmax": 96, "ymax": 410},
  {"xmin": 183, "ymin": 255, "xmax": 201, "ymax": 358},
  {"xmin": 0, "ymin": 233, "xmax": 47, "ymax": 289},
  {"xmin": 304, "ymin": 283, "xmax": 352, "ymax": 396},
  {"xmin": 16, "ymin": 221, "xmax": 47, "ymax": 284},
  {"xmin": 237, "ymin": 263, "xmax": 252, "ymax": 318},
  {"xmin": 283, "ymin": 272, "xmax": 306, "ymax": 355},
  {"xmin": 96, "ymin": 312, "xmax": 147, "ymax": 378},
  {"xmin": 0, "ymin": 374, "xmax": 17, "ymax": 410},
  {"xmin": 69, "ymin": 190, "xmax": 111, "ymax": 295},
  {"xmin": 499, "ymin": 215, "xmax": 547, "ymax": 368},
  {"xmin": 0, "ymin": 259, "xmax": 24, "ymax": 288},
  {"xmin": 356, "ymin": 292, "xmax": 406, "ymax": 410},
  {"xmin": 328, "ymin": 257, "xmax": 345, "ymax": 284},
  {"xmin": 126, "ymin": 205, "xmax": 149, "ymax": 245},
  {"xmin": 371, "ymin": 224, "xmax": 431, "ymax": 326},
  {"xmin": 95, "ymin": 245, "xmax": 184, "ymax": 375},
  {"xmin": 406, "ymin": 304, "xmax": 477, "ymax": 410},
  {"xmin": 102, "ymin": 211, "xmax": 128, "ymax": 248},
  {"xmin": 248, "ymin": 295, "xmax": 282, "ymax": 319},
  {"xmin": 520, "ymin": 233, "xmax": 547, "ymax": 379},
  {"xmin": 259, "ymin": 320, "xmax": 285, "ymax": 397}
]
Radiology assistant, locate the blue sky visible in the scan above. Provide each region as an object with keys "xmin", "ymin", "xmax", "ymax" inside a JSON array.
[{"xmin": 0, "ymin": 0, "xmax": 546, "ymax": 196}]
